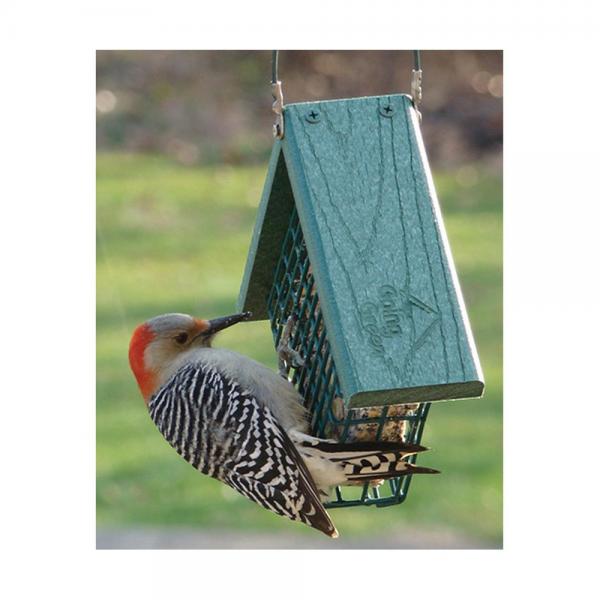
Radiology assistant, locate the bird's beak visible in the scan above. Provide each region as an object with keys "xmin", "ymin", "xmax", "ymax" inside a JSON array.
[{"xmin": 197, "ymin": 311, "xmax": 252, "ymax": 339}]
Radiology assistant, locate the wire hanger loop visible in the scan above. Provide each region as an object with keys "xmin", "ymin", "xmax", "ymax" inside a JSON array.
[
  {"xmin": 269, "ymin": 50, "xmax": 424, "ymax": 137},
  {"xmin": 271, "ymin": 50, "xmax": 284, "ymax": 139}
]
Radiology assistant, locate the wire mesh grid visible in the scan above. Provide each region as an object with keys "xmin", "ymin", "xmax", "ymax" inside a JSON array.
[{"xmin": 266, "ymin": 207, "xmax": 431, "ymax": 508}]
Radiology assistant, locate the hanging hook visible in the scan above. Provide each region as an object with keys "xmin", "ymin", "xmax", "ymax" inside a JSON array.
[
  {"xmin": 271, "ymin": 50, "xmax": 284, "ymax": 139},
  {"xmin": 270, "ymin": 51, "xmax": 420, "ymax": 133},
  {"xmin": 411, "ymin": 50, "xmax": 423, "ymax": 121}
]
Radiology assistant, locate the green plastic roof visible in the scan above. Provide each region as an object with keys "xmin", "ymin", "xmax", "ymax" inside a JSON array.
[{"xmin": 238, "ymin": 93, "xmax": 484, "ymax": 406}]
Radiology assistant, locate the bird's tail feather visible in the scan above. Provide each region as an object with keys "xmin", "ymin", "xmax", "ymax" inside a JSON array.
[
  {"xmin": 294, "ymin": 434, "xmax": 439, "ymax": 488},
  {"xmin": 343, "ymin": 460, "xmax": 440, "ymax": 483},
  {"xmin": 300, "ymin": 438, "xmax": 428, "ymax": 460}
]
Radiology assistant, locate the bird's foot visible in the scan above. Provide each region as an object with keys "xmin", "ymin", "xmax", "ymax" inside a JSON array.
[{"xmin": 277, "ymin": 315, "xmax": 305, "ymax": 377}]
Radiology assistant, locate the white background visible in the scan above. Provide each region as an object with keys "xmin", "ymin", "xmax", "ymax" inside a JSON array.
[{"xmin": 1, "ymin": 1, "xmax": 598, "ymax": 598}]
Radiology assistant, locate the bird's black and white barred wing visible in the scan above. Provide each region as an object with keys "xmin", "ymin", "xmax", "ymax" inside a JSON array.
[{"xmin": 148, "ymin": 362, "xmax": 337, "ymax": 537}]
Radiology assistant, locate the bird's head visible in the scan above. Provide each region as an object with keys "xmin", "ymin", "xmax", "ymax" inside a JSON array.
[{"xmin": 128, "ymin": 311, "xmax": 251, "ymax": 402}]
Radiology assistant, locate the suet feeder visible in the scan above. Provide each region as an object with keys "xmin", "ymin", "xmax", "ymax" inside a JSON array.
[{"xmin": 238, "ymin": 86, "xmax": 484, "ymax": 508}]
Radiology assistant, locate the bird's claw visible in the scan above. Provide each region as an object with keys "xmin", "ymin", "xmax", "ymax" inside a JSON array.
[{"xmin": 277, "ymin": 315, "xmax": 305, "ymax": 377}]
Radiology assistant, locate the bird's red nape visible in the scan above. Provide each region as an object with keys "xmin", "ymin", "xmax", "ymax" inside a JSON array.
[{"xmin": 128, "ymin": 323, "xmax": 157, "ymax": 402}]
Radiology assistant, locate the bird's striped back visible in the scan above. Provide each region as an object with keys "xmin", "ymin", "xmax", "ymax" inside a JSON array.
[{"xmin": 148, "ymin": 361, "xmax": 337, "ymax": 537}]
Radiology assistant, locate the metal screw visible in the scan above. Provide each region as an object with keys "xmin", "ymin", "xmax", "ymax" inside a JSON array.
[
  {"xmin": 305, "ymin": 110, "xmax": 320, "ymax": 123},
  {"xmin": 379, "ymin": 104, "xmax": 394, "ymax": 118}
]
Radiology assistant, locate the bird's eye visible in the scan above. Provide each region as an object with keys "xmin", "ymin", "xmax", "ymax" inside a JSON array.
[{"xmin": 174, "ymin": 332, "xmax": 189, "ymax": 344}]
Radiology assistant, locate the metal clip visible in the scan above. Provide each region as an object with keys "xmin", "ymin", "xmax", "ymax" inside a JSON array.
[
  {"xmin": 271, "ymin": 80, "xmax": 284, "ymax": 139},
  {"xmin": 411, "ymin": 69, "xmax": 423, "ymax": 121}
]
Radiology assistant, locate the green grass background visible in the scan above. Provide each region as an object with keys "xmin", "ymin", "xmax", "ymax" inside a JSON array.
[{"xmin": 97, "ymin": 152, "xmax": 502, "ymax": 544}]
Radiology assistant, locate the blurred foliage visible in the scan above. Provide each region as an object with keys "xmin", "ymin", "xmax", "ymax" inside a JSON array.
[
  {"xmin": 96, "ymin": 152, "xmax": 502, "ymax": 544},
  {"xmin": 96, "ymin": 50, "xmax": 502, "ymax": 168}
]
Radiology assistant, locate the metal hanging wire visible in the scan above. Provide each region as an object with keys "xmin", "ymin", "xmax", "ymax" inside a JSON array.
[
  {"xmin": 271, "ymin": 50, "xmax": 279, "ymax": 86},
  {"xmin": 269, "ymin": 50, "xmax": 424, "ymax": 138}
]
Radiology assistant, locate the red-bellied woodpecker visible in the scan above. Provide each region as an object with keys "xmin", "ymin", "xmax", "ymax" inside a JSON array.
[{"xmin": 128, "ymin": 312, "xmax": 438, "ymax": 537}]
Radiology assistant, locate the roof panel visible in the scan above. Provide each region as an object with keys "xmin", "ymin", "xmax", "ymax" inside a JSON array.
[{"xmin": 238, "ymin": 93, "xmax": 484, "ymax": 405}]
